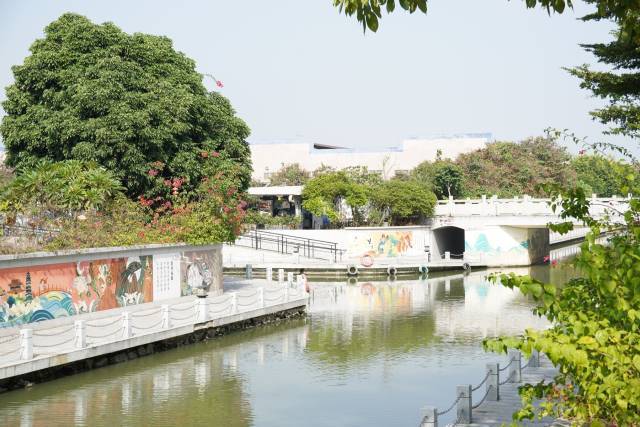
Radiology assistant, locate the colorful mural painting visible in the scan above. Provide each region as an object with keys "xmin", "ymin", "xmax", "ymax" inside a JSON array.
[
  {"xmin": 348, "ymin": 231, "xmax": 413, "ymax": 258},
  {"xmin": 0, "ymin": 257, "xmax": 153, "ymax": 327},
  {"xmin": 0, "ymin": 246, "xmax": 221, "ymax": 328}
]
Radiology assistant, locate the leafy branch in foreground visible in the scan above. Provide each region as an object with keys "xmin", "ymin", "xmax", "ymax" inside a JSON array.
[{"xmin": 483, "ymin": 180, "xmax": 640, "ymax": 424}]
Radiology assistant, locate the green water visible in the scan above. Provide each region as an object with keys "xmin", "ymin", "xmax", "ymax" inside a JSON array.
[{"xmin": 0, "ymin": 264, "xmax": 572, "ymax": 427}]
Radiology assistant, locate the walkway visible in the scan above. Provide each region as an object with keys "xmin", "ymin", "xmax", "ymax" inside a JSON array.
[
  {"xmin": 0, "ymin": 280, "xmax": 307, "ymax": 384},
  {"xmin": 422, "ymin": 351, "xmax": 565, "ymax": 427}
]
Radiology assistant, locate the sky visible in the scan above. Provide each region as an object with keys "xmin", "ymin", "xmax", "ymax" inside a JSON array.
[{"xmin": 0, "ymin": 0, "xmax": 632, "ymax": 154}]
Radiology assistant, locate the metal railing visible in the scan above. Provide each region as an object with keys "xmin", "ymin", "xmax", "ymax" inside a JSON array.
[
  {"xmin": 235, "ymin": 229, "xmax": 345, "ymax": 263},
  {"xmin": 419, "ymin": 350, "xmax": 541, "ymax": 426}
]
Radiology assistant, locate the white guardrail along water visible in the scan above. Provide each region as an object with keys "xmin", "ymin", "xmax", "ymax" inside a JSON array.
[{"xmin": 0, "ymin": 282, "xmax": 307, "ymax": 367}]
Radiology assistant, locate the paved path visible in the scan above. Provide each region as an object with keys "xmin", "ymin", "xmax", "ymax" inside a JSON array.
[{"xmin": 460, "ymin": 355, "xmax": 565, "ymax": 427}]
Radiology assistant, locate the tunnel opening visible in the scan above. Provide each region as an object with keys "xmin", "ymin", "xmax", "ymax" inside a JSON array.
[{"xmin": 433, "ymin": 226, "xmax": 465, "ymax": 259}]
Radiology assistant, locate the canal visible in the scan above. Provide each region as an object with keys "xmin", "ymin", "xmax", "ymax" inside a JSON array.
[{"xmin": 0, "ymin": 264, "xmax": 575, "ymax": 427}]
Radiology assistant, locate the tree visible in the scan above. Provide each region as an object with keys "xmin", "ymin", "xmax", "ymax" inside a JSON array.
[
  {"xmin": 0, "ymin": 13, "xmax": 251, "ymax": 198},
  {"xmin": 0, "ymin": 160, "xmax": 123, "ymax": 222},
  {"xmin": 302, "ymin": 171, "xmax": 367, "ymax": 222},
  {"xmin": 268, "ymin": 163, "xmax": 310, "ymax": 186},
  {"xmin": 572, "ymin": 154, "xmax": 640, "ymax": 197},
  {"xmin": 433, "ymin": 161, "xmax": 463, "ymax": 199},
  {"xmin": 455, "ymin": 137, "xmax": 575, "ymax": 197},
  {"xmin": 484, "ymin": 182, "xmax": 640, "ymax": 424},
  {"xmin": 370, "ymin": 179, "xmax": 436, "ymax": 225},
  {"xmin": 331, "ymin": 0, "xmax": 639, "ymax": 38}
]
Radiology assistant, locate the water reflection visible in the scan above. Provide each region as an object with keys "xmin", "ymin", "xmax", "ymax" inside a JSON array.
[{"xmin": 0, "ymin": 267, "xmax": 566, "ymax": 427}]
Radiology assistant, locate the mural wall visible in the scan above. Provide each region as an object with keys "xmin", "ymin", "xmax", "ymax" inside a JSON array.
[
  {"xmin": 463, "ymin": 226, "xmax": 549, "ymax": 266},
  {"xmin": 348, "ymin": 231, "xmax": 414, "ymax": 259},
  {"xmin": 0, "ymin": 246, "xmax": 221, "ymax": 328}
]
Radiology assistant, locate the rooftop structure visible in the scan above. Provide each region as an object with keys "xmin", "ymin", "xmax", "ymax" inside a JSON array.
[{"xmin": 249, "ymin": 134, "xmax": 491, "ymax": 182}]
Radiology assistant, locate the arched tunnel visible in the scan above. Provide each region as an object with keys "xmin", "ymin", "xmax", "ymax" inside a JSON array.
[{"xmin": 433, "ymin": 226, "xmax": 465, "ymax": 258}]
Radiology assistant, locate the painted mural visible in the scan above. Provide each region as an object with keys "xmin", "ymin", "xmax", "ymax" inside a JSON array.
[
  {"xmin": 348, "ymin": 231, "xmax": 413, "ymax": 258},
  {"xmin": 0, "ymin": 247, "xmax": 221, "ymax": 328},
  {"xmin": 180, "ymin": 251, "xmax": 215, "ymax": 296},
  {"xmin": 0, "ymin": 257, "xmax": 153, "ymax": 327}
]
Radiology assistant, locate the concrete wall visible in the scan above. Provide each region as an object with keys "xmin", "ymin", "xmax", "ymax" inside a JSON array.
[
  {"xmin": 0, "ymin": 244, "xmax": 222, "ymax": 328},
  {"xmin": 250, "ymin": 136, "xmax": 489, "ymax": 182}
]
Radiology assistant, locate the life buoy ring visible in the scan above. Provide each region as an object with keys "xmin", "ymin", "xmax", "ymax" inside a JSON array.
[
  {"xmin": 387, "ymin": 266, "xmax": 398, "ymax": 276},
  {"xmin": 360, "ymin": 254, "xmax": 374, "ymax": 267},
  {"xmin": 419, "ymin": 265, "xmax": 429, "ymax": 274},
  {"xmin": 347, "ymin": 265, "xmax": 359, "ymax": 276},
  {"xmin": 462, "ymin": 262, "xmax": 471, "ymax": 271}
]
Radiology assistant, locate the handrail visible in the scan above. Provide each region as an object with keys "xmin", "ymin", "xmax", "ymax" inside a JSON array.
[
  {"xmin": 236, "ymin": 229, "xmax": 345, "ymax": 262},
  {"xmin": 246, "ymin": 229, "xmax": 341, "ymax": 246}
]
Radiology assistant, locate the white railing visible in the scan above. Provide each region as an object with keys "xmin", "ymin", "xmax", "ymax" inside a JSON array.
[
  {"xmin": 0, "ymin": 282, "xmax": 308, "ymax": 367},
  {"xmin": 435, "ymin": 195, "xmax": 631, "ymax": 218}
]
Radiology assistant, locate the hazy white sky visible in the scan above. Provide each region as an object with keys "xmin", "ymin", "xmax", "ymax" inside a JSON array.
[{"xmin": 0, "ymin": 0, "xmax": 631, "ymax": 153}]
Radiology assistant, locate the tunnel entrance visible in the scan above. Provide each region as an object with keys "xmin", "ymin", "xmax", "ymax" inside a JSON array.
[{"xmin": 433, "ymin": 226, "xmax": 465, "ymax": 258}]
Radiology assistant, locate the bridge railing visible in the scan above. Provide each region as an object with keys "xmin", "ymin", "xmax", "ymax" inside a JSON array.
[{"xmin": 435, "ymin": 194, "xmax": 632, "ymax": 218}]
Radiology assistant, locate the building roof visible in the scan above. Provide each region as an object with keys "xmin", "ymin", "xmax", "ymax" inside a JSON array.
[{"xmin": 248, "ymin": 185, "xmax": 303, "ymax": 196}]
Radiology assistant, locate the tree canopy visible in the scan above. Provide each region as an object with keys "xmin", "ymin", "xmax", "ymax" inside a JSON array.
[
  {"xmin": 268, "ymin": 163, "xmax": 310, "ymax": 186},
  {"xmin": 0, "ymin": 13, "xmax": 251, "ymax": 198}
]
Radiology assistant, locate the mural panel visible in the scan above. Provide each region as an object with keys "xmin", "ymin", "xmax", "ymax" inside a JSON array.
[
  {"xmin": 348, "ymin": 231, "xmax": 413, "ymax": 258},
  {"xmin": 0, "ymin": 257, "xmax": 153, "ymax": 328},
  {"xmin": 0, "ymin": 247, "xmax": 221, "ymax": 328}
]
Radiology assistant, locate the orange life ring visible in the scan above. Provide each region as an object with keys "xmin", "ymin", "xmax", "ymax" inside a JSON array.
[{"xmin": 360, "ymin": 254, "xmax": 374, "ymax": 267}]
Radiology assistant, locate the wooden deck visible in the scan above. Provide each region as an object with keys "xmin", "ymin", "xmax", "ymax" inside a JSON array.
[{"xmin": 461, "ymin": 355, "xmax": 567, "ymax": 427}]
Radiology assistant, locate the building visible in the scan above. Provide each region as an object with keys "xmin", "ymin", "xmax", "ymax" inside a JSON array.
[{"xmin": 249, "ymin": 134, "xmax": 491, "ymax": 182}]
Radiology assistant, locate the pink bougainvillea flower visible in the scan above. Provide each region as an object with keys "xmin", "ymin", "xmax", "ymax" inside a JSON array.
[
  {"xmin": 148, "ymin": 169, "xmax": 158, "ymax": 177},
  {"xmin": 578, "ymin": 149, "xmax": 586, "ymax": 155},
  {"xmin": 163, "ymin": 179, "xmax": 171, "ymax": 187},
  {"xmin": 216, "ymin": 80, "xmax": 224, "ymax": 88}
]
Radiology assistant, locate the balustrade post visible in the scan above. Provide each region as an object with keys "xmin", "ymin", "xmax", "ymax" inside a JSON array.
[
  {"xmin": 231, "ymin": 293, "xmax": 238, "ymax": 314},
  {"xmin": 486, "ymin": 363, "xmax": 499, "ymax": 401},
  {"xmin": 419, "ymin": 406, "xmax": 437, "ymax": 427},
  {"xmin": 122, "ymin": 312, "xmax": 131, "ymax": 339},
  {"xmin": 528, "ymin": 349, "xmax": 540, "ymax": 368},
  {"xmin": 75, "ymin": 320, "xmax": 86, "ymax": 349},
  {"xmin": 287, "ymin": 271, "xmax": 294, "ymax": 286},
  {"xmin": 508, "ymin": 350, "xmax": 521, "ymax": 382},
  {"xmin": 258, "ymin": 287, "xmax": 265, "ymax": 308},
  {"xmin": 456, "ymin": 385, "xmax": 472, "ymax": 424},
  {"xmin": 20, "ymin": 329, "xmax": 33, "ymax": 360},
  {"xmin": 197, "ymin": 298, "xmax": 209, "ymax": 323},
  {"xmin": 444, "ymin": 251, "xmax": 450, "ymax": 260},
  {"xmin": 161, "ymin": 304, "xmax": 170, "ymax": 329},
  {"xmin": 266, "ymin": 266, "xmax": 273, "ymax": 282},
  {"xmin": 278, "ymin": 268, "xmax": 284, "ymax": 283},
  {"xmin": 245, "ymin": 264, "xmax": 253, "ymax": 280}
]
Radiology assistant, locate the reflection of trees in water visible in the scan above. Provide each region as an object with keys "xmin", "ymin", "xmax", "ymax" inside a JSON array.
[{"xmin": 307, "ymin": 282, "xmax": 436, "ymax": 368}]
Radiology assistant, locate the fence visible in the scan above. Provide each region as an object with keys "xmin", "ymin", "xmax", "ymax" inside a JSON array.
[
  {"xmin": 419, "ymin": 349, "xmax": 540, "ymax": 426},
  {"xmin": 0, "ymin": 282, "xmax": 307, "ymax": 367},
  {"xmin": 235, "ymin": 229, "xmax": 345, "ymax": 262}
]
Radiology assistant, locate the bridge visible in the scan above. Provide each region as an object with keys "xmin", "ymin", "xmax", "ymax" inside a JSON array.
[{"xmin": 428, "ymin": 195, "xmax": 629, "ymax": 266}]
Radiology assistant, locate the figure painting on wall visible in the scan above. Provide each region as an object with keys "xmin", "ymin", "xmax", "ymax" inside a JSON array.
[
  {"xmin": 349, "ymin": 231, "xmax": 414, "ymax": 259},
  {"xmin": 181, "ymin": 251, "xmax": 214, "ymax": 296},
  {"xmin": 115, "ymin": 256, "xmax": 153, "ymax": 307}
]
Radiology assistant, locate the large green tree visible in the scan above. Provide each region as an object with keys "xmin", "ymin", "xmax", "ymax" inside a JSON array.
[
  {"xmin": 572, "ymin": 154, "xmax": 640, "ymax": 196},
  {"xmin": 455, "ymin": 137, "xmax": 575, "ymax": 197},
  {"xmin": 0, "ymin": 13, "xmax": 251, "ymax": 198},
  {"xmin": 370, "ymin": 179, "xmax": 436, "ymax": 225}
]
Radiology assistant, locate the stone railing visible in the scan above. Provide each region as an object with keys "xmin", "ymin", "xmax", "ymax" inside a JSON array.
[
  {"xmin": 435, "ymin": 195, "xmax": 631, "ymax": 218},
  {"xmin": 0, "ymin": 282, "xmax": 307, "ymax": 367}
]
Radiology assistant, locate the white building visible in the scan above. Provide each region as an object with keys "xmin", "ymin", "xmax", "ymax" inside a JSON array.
[{"xmin": 249, "ymin": 134, "xmax": 491, "ymax": 182}]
